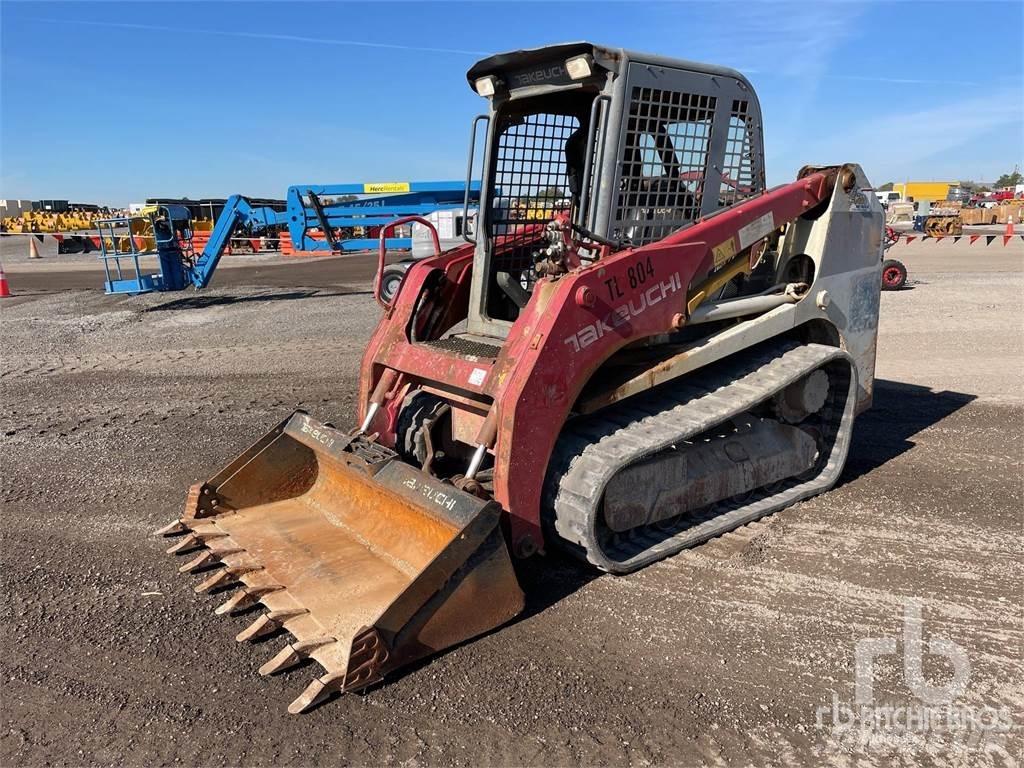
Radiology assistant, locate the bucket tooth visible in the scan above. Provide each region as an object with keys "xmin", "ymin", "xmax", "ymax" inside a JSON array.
[
  {"xmin": 154, "ymin": 519, "xmax": 187, "ymax": 537},
  {"xmin": 214, "ymin": 585, "xmax": 283, "ymax": 616},
  {"xmin": 216, "ymin": 587, "xmax": 251, "ymax": 615},
  {"xmin": 258, "ymin": 644, "xmax": 302, "ymax": 676},
  {"xmin": 288, "ymin": 672, "xmax": 347, "ymax": 715},
  {"xmin": 166, "ymin": 533, "xmax": 200, "ymax": 555},
  {"xmin": 236, "ymin": 613, "xmax": 275, "ymax": 643},
  {"xmin": 258, "ymin": 638, "xmax": 333, "ymax": 679},
  {"xmin": 267, "ymin": 608, "xmax": 308, "ymax": 621},
  {"xmin": 236, "ymin": 608, "xmax": 307, "ymax": 643},
  {"xmin": 195, "ymin": 565, "xmax": 264, "ymax": 594},
  {"xmin": 194, "ymin": 530, "xmax": 228, "ymax": 542},
  {"xmin": 179, "ymin": 550, "xmax": 216, "ymax": 574},
  {"xmin": 260, "ymin": 636, "xmax": 336, "ymax": 675},
  {"xmin": 194, "ymin": 568, "xmax": 232, "ymax": 594}
]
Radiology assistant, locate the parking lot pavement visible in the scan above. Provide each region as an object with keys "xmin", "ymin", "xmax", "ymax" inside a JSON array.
[{"xmin": 1, "ymin": 241, "xmax": 1021, "ymax": 766}]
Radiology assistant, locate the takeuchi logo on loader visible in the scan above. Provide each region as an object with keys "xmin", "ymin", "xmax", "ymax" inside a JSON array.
[{"xmin": 564, "ymin": 272, "xmax": 682, "ymax": 352}]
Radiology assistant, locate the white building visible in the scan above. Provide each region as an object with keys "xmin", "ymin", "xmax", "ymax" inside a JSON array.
[{"xmin": 0, "ymin": 199, "xmax": 33, "ymax": 217}]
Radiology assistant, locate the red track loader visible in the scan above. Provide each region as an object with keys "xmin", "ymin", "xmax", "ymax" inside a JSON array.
[{"xmin": 156, "ymin": 43, "xmax": 883, "ymax": 713}]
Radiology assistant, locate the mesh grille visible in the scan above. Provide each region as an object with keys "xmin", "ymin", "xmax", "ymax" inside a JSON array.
[
  {"xmin": 423, "ymin": 336, "xmax": 502, "ymax": 359},
  {"xmin": 719, "ymin": 100, "xmax": 757, "ymax": 208},
  {"xmin": 612, "ymin": 87, "xmax": 717, "ymax": 246},
  {"xmin": 490, "ymin": 112, "xmax": 580, "ymax": 256}
]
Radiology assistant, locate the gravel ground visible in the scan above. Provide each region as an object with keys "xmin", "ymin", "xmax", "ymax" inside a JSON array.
[{"xmin": 1, "ymin": 240, "xmax": 1021, "ymax": 766}]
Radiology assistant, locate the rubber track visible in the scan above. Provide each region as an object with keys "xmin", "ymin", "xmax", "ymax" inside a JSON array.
[{"xmin": 544, "ymin": 341, "xmax": 857, "ymax": 573}]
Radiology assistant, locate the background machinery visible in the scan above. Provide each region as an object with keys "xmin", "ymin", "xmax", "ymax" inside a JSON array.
[
  {"xmin": 156, "ymin": 43, "xmax": 883, "ymax": 713},
  {"xmin": 97, "ymin": 181, "xmax": 480, "ymax": 294},
  {"xmin": 913, "ymin": 206, "xmax": 963, "ymax": 238},
  {"xmin": 882, "ymin": 225, "xmax": 908, "ymax": 290}
]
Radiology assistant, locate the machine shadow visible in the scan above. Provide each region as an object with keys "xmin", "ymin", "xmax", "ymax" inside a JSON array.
[
  {"xmin": 838, "ymin": 378, "xmax": 976, "ymax": 487},
  {"xmin": 320, "ymin": 382, "xmax": 980, "ymax": 703},
  {"xmin": 143, "ymin": 288, "xmax": 366, "ymax": 311},
  {"xmin": 505, "ymin": 380, "xmax": 979, "ymax": 625},
  {"xmin": 514, "ymin": 552, "xmax": 601, "ymax": 622},
  {"xmin": 347, "ymin": 552, "xmax": 600, "ymax": 702}
]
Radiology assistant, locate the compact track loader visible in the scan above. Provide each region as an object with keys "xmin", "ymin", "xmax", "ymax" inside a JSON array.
[{"xmin": 156, "ymin": 43, "xmax": 883, "ymax": 713}]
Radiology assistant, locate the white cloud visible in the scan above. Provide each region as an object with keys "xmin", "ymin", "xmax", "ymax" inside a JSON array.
[
  {"xmin": 797, "ymin": 87, "xmax": 1023, "ymax": 180},
  {"xmin": 28, "ymin": 17, "xmax": 490, "ymax": 56},
  {"xmin": 825, "ymin": 74, "xmax": 983, "ymax": 86},
  {"xmin": 692, "ymin": 3, "xmax": 865, "ymax": 79}
]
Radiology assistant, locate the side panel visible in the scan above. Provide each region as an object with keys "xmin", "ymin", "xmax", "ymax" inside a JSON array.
[{"xmin": 777, "ymin": 164, "xmax": 883, "ymax": 411}]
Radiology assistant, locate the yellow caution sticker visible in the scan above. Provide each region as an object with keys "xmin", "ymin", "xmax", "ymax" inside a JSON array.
[
  {"xmin": 712, "ymin": 236, "xmax": 737, "ymax": 269},
  {"xmin": 363, "ymin": 182, "xmax": 411, "ymax": 194}
]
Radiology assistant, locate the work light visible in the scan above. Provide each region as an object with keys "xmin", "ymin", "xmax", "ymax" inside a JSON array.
[
  {"xmin": 566, "ymin": 54, "xmax": 594, "ymax": 80},
  {"xmin": 474, "ymin": 76, "xmax": 499, "ymax": 97}
]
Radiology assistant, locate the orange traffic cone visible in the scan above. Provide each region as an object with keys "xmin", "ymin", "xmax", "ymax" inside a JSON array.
[
  {"xmin": 0, "ymin": 262, "xmax": 11, "ymax": 298},
  {"xmin": 1003, "ymin": 216, "xmax": 1015, "ymax": 246},
  {"xmin": 28, "ymin": 237, "xmax": 43, "ymax": 259}
]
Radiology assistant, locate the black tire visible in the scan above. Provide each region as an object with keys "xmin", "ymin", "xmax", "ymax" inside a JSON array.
[
  {"xmin": 378, "ymin": 262, "xmax": 410, "ymax": 303},
  {"xmin": 395, "ymin": 390, "xmax": 448, "ymax": 466},
  {"xmin": 881, "ymin": 259, "xmax": 907, "ymax": 291}
]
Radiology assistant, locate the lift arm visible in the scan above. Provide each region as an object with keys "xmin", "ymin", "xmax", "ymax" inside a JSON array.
[
  {"xmin": 99, "ymin": 182, "xmax": 482, "ymax": 294},
  {"xmin": 284, "ymin": 182, "xmax": 482, "ymax": 253},
  {"xmin": 188, "ymin": 182, "xmax": 485, "ymax": 288},
  {"xmin": 187, "ymin": 195, "xmax": 278, "ymax": 289},
  {"xmin": 185, "ymin": 182, "xmax": 483, "ymax": 289}
]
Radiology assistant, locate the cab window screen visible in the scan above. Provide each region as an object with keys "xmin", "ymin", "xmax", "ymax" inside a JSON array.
[
  {"xmin": 719, "ymin": 100, "xmax": 757, "ymax": 207},
  {"xmin": 490, "ymin": 112, "xmax": 579, "ymax": 238},
  {"xmin": 487, "ymin": 112, "xmax": 580, "ymax": 280},
  {"xmin": 613, "ymin": 87, "xmax": 716, "ymax": 246}
]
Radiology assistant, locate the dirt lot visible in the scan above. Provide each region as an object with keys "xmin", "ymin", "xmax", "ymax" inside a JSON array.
[{"xmin": 1, "ymin": 240, "xmax": 1021, "ymax": 766}]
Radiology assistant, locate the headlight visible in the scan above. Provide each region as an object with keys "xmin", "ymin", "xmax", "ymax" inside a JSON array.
[
  {"xmin": 565, "ymin": 54, "xmax": 594, "ymax": 80},
  {"xmin": 474, "ymin": 75, "xmax": 499, "ymax": 97}
]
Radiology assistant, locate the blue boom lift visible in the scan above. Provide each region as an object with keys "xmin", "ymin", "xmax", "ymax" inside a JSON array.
[{"xmin": 97, "ymin": 181, "xmax": 480, "ymax": 295}]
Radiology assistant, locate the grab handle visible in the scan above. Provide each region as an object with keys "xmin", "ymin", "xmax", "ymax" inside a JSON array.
[{"xmin": 376, "ymin": 215, "xmax": 440, "ymax": 308}]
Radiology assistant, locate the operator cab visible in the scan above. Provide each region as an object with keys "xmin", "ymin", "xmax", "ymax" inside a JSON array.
[{"xmin": 463, "ymin": 42, "xmax": 765, "ymax": 339}]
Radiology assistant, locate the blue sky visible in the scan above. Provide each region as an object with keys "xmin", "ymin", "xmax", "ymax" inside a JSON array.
[{"xmin": 2, "ymin": 1, "xmax": 1022, "ymax": 205}]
